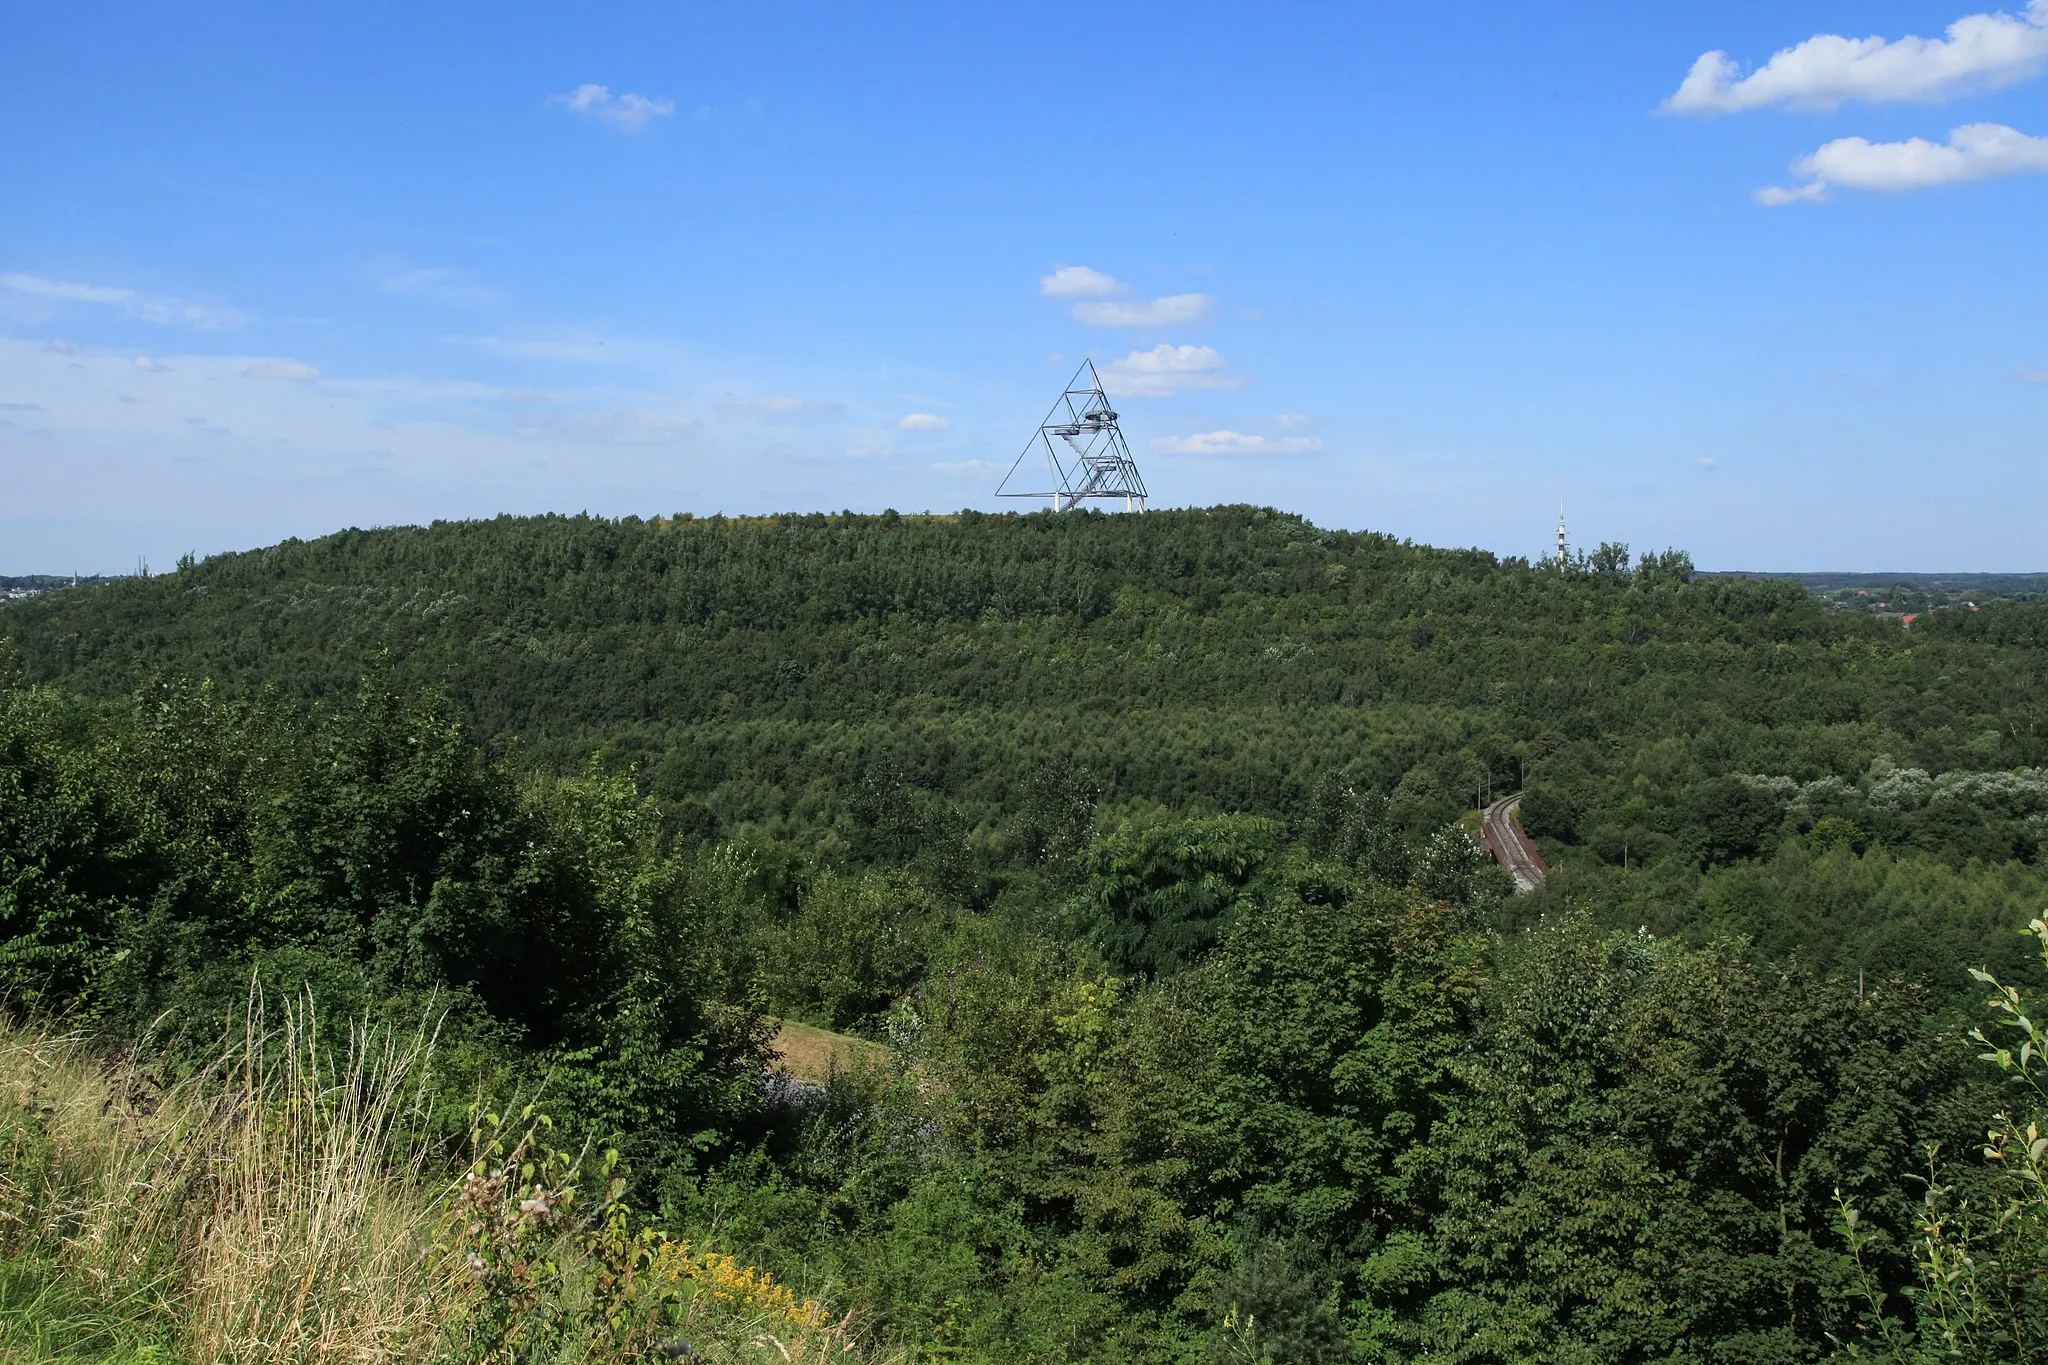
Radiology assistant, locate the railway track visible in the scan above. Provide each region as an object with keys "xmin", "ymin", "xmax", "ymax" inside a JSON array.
[{"xmin": 1480, "ymin": 792, "xmax": 1547, "ymax": 893}]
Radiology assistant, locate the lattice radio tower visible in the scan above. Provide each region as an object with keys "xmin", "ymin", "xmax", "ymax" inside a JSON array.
[{"xmin": 996, "ymin": 360, "xmax": 1147, "ymax": 511}]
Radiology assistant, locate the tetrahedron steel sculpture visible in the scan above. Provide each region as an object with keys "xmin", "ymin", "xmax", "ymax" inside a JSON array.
[{"xmin": 997, "ymin": 360, "xmax": 1147, "ymax": 511}]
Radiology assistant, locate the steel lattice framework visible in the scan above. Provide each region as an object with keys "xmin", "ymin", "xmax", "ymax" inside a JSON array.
[{"xmin": 997, "ymin": 360, "xmax": 1147, "ymax": 511}]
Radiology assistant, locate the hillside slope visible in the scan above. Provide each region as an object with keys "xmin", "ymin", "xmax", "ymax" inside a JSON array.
[
  {"xmin": 12, "ymin": 507, "xmax": 2048, "ymax": 1358},
  {"xmin": 7, "ymin": 506, "xmax": 2023, "ymax": 826}
]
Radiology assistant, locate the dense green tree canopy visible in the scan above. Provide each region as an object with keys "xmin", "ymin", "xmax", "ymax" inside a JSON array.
[{"xmin": 5, "ymin": 507, "xmax": 2047, "ymax": 1360}]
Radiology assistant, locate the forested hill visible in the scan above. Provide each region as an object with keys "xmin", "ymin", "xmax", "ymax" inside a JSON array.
[
  {"xmin": 8, "ymin": 506, "xmax": 1804, "ymax": 741},
  {"xmin": 11, "ymin": 508, "xmax": 2048, "ymax": 928},
  {"xmin": 16, "ymin": 506, "xmax": 2048, "ymax": 1359},
  {"xmin": 8, "ymin": 506, "xmax": 2021, "ymax": 810}
]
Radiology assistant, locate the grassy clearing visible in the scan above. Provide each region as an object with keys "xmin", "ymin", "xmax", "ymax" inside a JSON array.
[
  {"xmin": 767, "ymin": 1019, "xmax": 889, "ymax": 1085},
  {"xmin": 0, "ymin": 1000, "xmax": 893, "ymax": 1364}
]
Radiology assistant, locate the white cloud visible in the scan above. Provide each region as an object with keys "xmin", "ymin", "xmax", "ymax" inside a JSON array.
[
  {"xmin": 2015, "ymin": 368, "xmax": 2048, "ymax": 383},
  {"xmin": 452, "ymin": 334, "xmax": 631, "ymax": 364},
  {"xmin": 1071, "ymin": 293, "xmax": 1215, "ymax": 328},
  {"xmin": 1759, "ymin": 121, "xmax": 2048, "ymax": 201},
  {"xmin": 1150, "ymin": 430, "xmax": 1322, "ymax": 456},
  {"xmin": 548, "ymin": 83, "xmax": 676, "ymax": 132},
  {"xmin": 897, "ymin": 412, "xmax": 950, "ymax": 431},
  {"xmin": 717, "ymin": 395, "xmax": 843, "ymax": 416},
  {"xmin": 44, "ymin": 339, "xmax": 72, "ymax": 354},
  {"xmin": 6, "ymin": 274, "xmax": 132, "ymax": 306},
  {"xmin": 555, "ymin": 411, "xmax": 695, "ymax": 444},
  {"xmin": 1, "ymin": 272, "xmax": 244, "ymax": 329},
  {"xmin": 243, "ymin": 359, "xmax": 321, "ymax": 382},
  {"xmin": 1040, "ymin": 265, "xmax": 1121, "ymax": 298},
  {"xmin": 1697, "ymin": 456, "xmax": 1720, "ymax": 469},
  {"xmin": 371, "ymin": 260, "xmax": 497, "ymax": 305},
  {"xmin": 507, "ymin": 407, "xmax": 697, "ymax": 444},
  {"xmin": 1669, "ymin": 1, "xmax": 2048, "ymax": 113},
  {"xmin": 1272, "ymin": 412, "xmax": 1315, "ymax": 428},
  {"xmin": 1100, "ymin": 344, "xmax": 1243, "ymax": 397},
  {"xmin": 931, "ymin": 459, "xmax": 1005, "ymax": 475},
  {"xmin": 0, "ymin": 337, "xmax": 773, "ymax": 536},
  {"xmin": 1756, "ymin": 182, "xmax": 1830, "ymax": 205},
  {"xmin": 132, "ymin": 356, "xmax": 170, "ymax": 372}
]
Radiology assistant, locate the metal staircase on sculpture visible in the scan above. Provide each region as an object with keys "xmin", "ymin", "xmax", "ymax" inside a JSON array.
[{"xmin": 997, "ymin": 360, "xmax": 1147, "ymax": 511}]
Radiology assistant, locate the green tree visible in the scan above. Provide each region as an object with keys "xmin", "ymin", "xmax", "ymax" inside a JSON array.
[
  {"xmin": 1081, "ymin": 815, "xmax": 1288, "ymax": 978},
  {"xmin": 1376, "ymin": 915, "xmax": 1953, "ymax": 1362}
]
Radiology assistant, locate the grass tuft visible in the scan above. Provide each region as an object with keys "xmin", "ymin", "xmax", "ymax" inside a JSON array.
[{"xmin": 0, "ymin": 994, "xmax": 895, "ymax": 1364}]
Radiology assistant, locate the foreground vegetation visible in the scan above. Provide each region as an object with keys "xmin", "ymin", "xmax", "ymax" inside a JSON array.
[
  {"xmin": 7, "ymin": 507, "xmax": 2048, "ymax": 1359},
  {"xmin": 0, "ymin": 996, "xmax": 884, "ymax": 1363}
]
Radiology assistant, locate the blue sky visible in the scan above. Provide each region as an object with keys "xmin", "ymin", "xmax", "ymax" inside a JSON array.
[{"xmin": 4, "ymin": 2, "xmax": 2047, "ymax": 573}]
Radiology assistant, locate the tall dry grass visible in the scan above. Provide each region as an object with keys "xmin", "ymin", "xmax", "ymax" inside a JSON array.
[
  {"xmin": 184, "ymin": 997, "xmax": 454, "ymax": 1360},
  {"xmin": 0, "ymin": 994, "xmax": 893, "ymax": 1364},
  {"xmin": 1, "ymin": 993, "xmax": 456, "ymax": 1362}
]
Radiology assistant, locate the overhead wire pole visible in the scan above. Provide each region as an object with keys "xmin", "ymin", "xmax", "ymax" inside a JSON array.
[{"xmin": 996, "ymin": 359, "xmax": 1148, "ymax": 512}]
